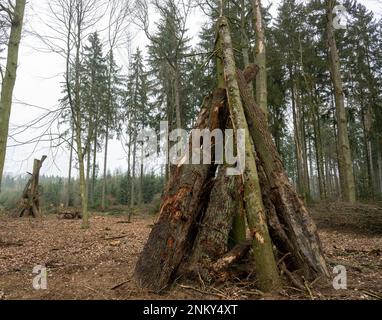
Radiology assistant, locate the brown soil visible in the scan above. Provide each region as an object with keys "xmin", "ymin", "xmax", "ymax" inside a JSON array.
[{"xmin": 0, "ymin": 202, "xmax": 381, "ymax": 300}]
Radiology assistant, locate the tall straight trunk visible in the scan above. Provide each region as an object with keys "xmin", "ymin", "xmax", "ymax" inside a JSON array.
[
  {"xmin": 237, "ymin": 66, "xmax": 329, "ymax": 279},
  {"xmin": 299, "ymin": 34, "xmax": 326, "ymax": 199},
  {"xmin": 102, "ymin": 50, "xmax": 114, "ymax": 210},
  {"xmin": 0, "ymin": 0, "xmax": 26, "ymax": 191},
  {"xmin": 326, "ymin": 0, "xmax": 356, "ymax": 203},
  {"xmin": 378, "ymin": 144, "xmax": 382, "ymax": 195},
  {"xmin": 240, "ymin": 0, "xmax": 253, "ymax": 98},
  {"xmin": 362, "ymin": 100, "xmax": 374, "ymax": 198},
  {"xmin": 127, "ymin": 125, "xmax": 132, "ymax": 205},
  {"xmin": 324, "ymin": 154, "xmax": 332, "ymax": 197},
  {"xmin": 174, "ymin": 64, "xmax": 182, "ymax": 130},
  {"xmin": 86, "ymin": 141, "xmax": 91, "ymax": 204},
  {"xmin": 308, "ymin": 136, "xmax": 314, "ymax": 196},
  {"xmin": 253, "ymin": 0, "xmax": 268, "ymax": 120},
  {"xmin": 139, "ymin": 142, "xmax": 144, "ymax": 206},
  {"xmin": 65, "ymin": 129, "xmax": 74, "ymax": 208},
  {"xmin": 292, "ymin": 78, "xmax": 310, "ymax": 201},
  {"xmin": 218, "ymin": 17, "xmax": 281, "ymax": 292},
  {"xmin": 217, "ymin": 33, "xmax": 246, "ymax": 246},
  {"xmin": 301, "ymin": 104, "xmax": 311, "ymax": 201},
  {"xmin": 290, "ymin": 72, "xmax": 305, "ymax": 198},
  {"xmin": 332, "ymin": 159, "xmax": 340, "ymax": 197},
  {"xmin": 101, "ymin": 120, "xmax": 109, "ymax": 210},
  {"xmin": 128, "ymin": 136, "xmax": 137, "ymax": 223},
  {"xmin": 74, "ymin": 22, "xmax": 88, "ymax": 229},
  {"xmin": 91, "ymin": 125, "xmax": 98, "ymax": 207},
  {"xmin": 312, "ymin": 98, "xmax": 326, "ymax": 200}
]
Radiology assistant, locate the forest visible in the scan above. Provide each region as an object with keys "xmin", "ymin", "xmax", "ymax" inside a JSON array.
[{"xmin": 0, "ymin": 0, "xmax": 381, "ymax": 302}]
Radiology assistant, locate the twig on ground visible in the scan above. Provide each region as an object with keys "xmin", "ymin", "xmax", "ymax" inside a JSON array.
[
  {"xmin": 104, "ymin": 235, "xmax": 128, "ymax": 241},
  {"xmin": 362, "ymin": 290, "xmax": 382, "ymax": 300},
  {"xmin": 111, "ymin": 280, "xmax": 131, "ymax": 290},
  {"xmin": 83, "ymin": 285, "xmax": 108, "ymax": 299},
  {"xmin": 179, "ymin": 284, "xmax": 227, "ymax": 299},
  {"xmin": 303, "ymin": 278, "xmax": 315, "ymax": 300}
]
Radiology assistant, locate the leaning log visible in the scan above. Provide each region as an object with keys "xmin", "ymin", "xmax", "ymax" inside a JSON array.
[
  {"xmin": 237, "ymin": 68, "xmax": 329, "ymax": 279},
  {"xmin": 218, "ymin": 16, "xmax": 281, "ymax": 291},
  {"xmin": 134, "ymin": 89, "xmax": 227, "ymax": 291},
  {"xmin": 184, "ymin": 166, "xmax": 243, "ymax": 274},
  {"xmin": 212, "ymin": 240, "xmax": 252, "ymax": 273}
]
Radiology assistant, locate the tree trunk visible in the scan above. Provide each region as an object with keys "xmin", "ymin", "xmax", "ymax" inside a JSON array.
[
  {"xmin": 240, "ymin": 0, "xmax": 253, "ymax": 98},
  {"xmin": 74, "ymin": 18, "xmax": 88, "ymax": 229},
  {"xmin": 174, "ymin": 64, "xmax": 182, "ymax": 130},
  {"xmin": 362, "ymin": 99, "xmax": 374, "ymax": 198},
  {"xmin": 252, "ymin": 0, "xmax": 268, "ymax": 120},
  {"xmin": 218, "ymin": 17, "xmax": 281, "ymax": 292},
  {"xmin": 237, "ymin": 67, "xmax": 329, "ymax": 279},
  {"xmin": 0, "ymin": 0, "xmax": 26, "ymax": 191},
  {"xmin": 301, "ymin": 101, "xmax": 311, "ymax": 201},
  {"xmin": 66, "ymin": 129, "xmax": 74, "ymax": 208},
  {"xmin": 139, "ymin": 142, "xmax": 144, "ymax": 206},
  {"xmin": 86, "ymin": 141, "xmax": 91, "ymax": 204},
  {"xmin": 184, "ymin": 167, "xmax": 243, "ymax": 274},
  {"xmin": 326, "ymin": 0, "xmax": 356, "ymax": 203},
  {"xmin": 17, "ymin": 156, "xmax": 47, "ymax": 218},
  {"xmin": 216, "ymin": 34, "xmax": 247, "ymax": 247},
  {"xmin": 290, "ymin": 73, "xmax": 307, "ymax": 200},
  {"xmin": 101, "ymin": 120, "xmax": 109, "ymax": 210},
  {"xmin": 378, "ymin": 144, "xmax": 382, "ymax": 195},
  {"xmin": 91, "ymin": 125, "xmax": 98, "ymax": 207},
  {"xmin": 128, "ymin": 135, "xmax": 137, "ymax": 223},
  {"xmin": 134, "ymin": 90, "xmax": 224, "ymax": 291}
]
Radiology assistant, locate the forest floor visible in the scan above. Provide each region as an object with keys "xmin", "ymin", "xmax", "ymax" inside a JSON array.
[{"xmin": 0, "ymin": 202, "xmax": 381, "ymax": 300}]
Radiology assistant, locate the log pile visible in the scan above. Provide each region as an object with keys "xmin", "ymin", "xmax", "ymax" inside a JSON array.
[
  {"xmin": 15, "ymin": 156, "xmax": 47, "ymax": 218},
  {"xmin": 134, "ymin": 17, "xmax": 329, "ymax": 293},
  {"xmin": 57, "ymin": 206, "xmax": 82, "ymax": 220}
]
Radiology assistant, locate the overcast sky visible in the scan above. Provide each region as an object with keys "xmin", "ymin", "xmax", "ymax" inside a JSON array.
[{"xmin": 2, "ymin": 0, "xmax": 381, "ymax": 179}]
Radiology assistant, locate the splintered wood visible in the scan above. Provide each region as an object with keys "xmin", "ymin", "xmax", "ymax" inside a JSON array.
[{"xmin": 16, "ymin": 156, "xmax": 47, "ymax": 218}]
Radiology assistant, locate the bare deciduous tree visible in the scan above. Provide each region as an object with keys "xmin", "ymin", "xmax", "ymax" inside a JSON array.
[{"xmin": 0, "ymin": 0, "xmax": 26, "ymax": 192}]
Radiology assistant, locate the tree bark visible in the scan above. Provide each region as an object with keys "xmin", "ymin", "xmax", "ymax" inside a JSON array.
[
  {"xmin": 18, "ymin": 156, "xmax": 47, "ymax": 218},
  {"xmin": 378, "ymin": 144, "xmax": 382, "ymax": 195},
  {"xmin": 0, "ymin": 0, "xmax": 26, "ymax": 191},
  {"xmin": 218, "ymin": 17, "xmax": 281, "ymax": 292},
  {"xmin": 185, "ymin": 167, "xmax": 243, "ymax": 272},
  {"xmin": 237, "ymin": 67, "xmax": 329, "ymax": 279},
  {"xmin": 128, "ymin": 134, "xmax": 137, "ymax": 223},
  {"xmin": 252, "ymin": 0, "xmax": 268, "ymax": 120},
  {"xmin": 65, "ymin": 128, "xmax": 74, "ymax": 208},
  {"xmin": 74, "ymin": 12, "xmax": 88, "ymax": 229},
  {"xmin": 101, "ymin": 120, "xmax": 109, "ymax": 210},
  {"xmin": 212, "ymin": 240, "xmax": 252, "ymax": 273},
  {"xmin": 91, "ymin": 129, "xmax": 97, "ymax": 207},
  {"xmin": 290, "ymin": 72, "xmax": 308, "ymax": 200},
  {"xmin": 134, "ymin": 90, "xmax": 225, "ymax": 291},
  {"xmin": 240, "ymin": 0, "xmax": 253, "ymax": 100},
  {"xmin": 139, "ymin": 141, "xmax": 144, "ymax": 206},
  {"xmin": 216, "ymin": 34, "xmax": 247, "ymax": 247}
]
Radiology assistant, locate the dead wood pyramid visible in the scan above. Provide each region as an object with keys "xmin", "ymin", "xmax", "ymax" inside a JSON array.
[{"xmin": 134, "ymin": 17, "xmax": 329, "ymax": 292}]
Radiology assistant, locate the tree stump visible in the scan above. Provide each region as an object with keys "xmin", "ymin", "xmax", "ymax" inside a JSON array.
[{"xmin": 16, "ymin": 156, "xmax": 47, "ymax": 218}]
